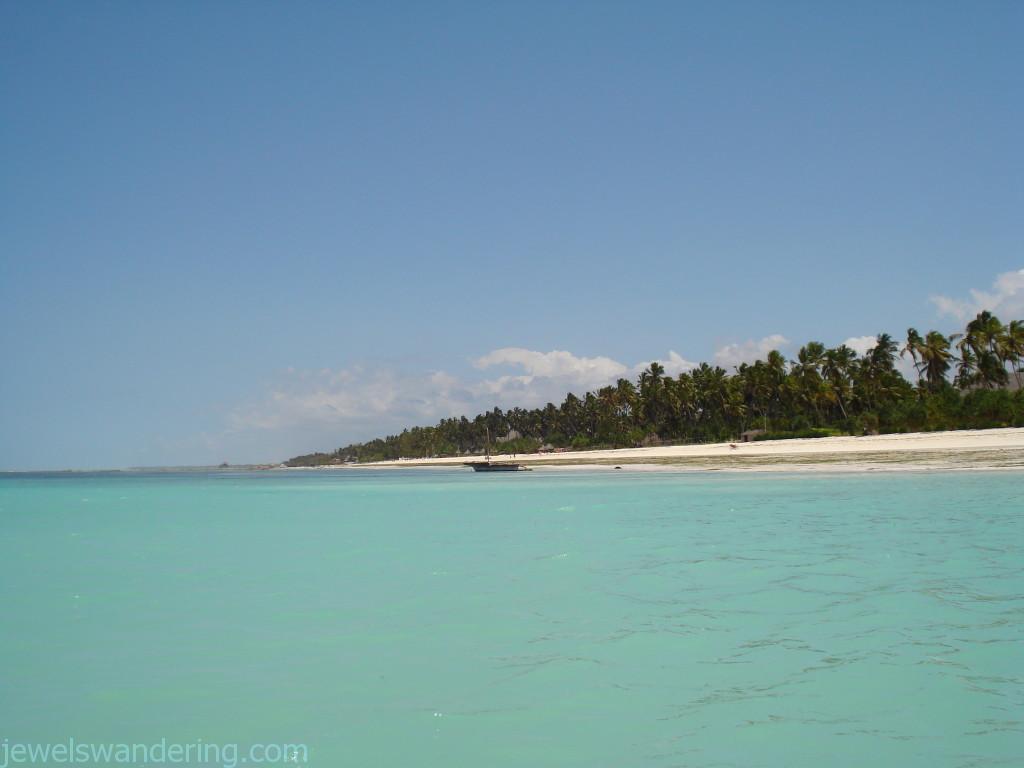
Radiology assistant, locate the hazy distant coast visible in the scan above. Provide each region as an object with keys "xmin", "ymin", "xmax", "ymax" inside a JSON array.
[
  {"xmin": 355, "ymin": 427, "xmax": 1024, "ymax": 473},
  {"xmin": 285, "ymin": 313, "xmax": 1024, "ymax": 470}
]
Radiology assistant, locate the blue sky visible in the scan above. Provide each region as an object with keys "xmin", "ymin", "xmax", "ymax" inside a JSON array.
[{"xmin": 1, "ymin": 1, "xmax": 1022, "ymax": 469}]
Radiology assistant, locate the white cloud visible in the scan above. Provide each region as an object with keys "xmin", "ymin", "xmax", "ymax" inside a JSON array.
[
  {"xmin": 842, "ymin": 335, "xmax": 878, "ymax": 356},
  {"xmin": 713, "ymin": 334, "xmax": 789, "ymax": 369},
  {"xmin": 474, "ymin": 348, "xmax": 628, "ymax": 383},
  {"xmin": 630, "ymin": 350, "xmax": 697, "ymax": 378},
  {"xmin": 930, "ymin": 268, "xmax": 1024, "ymax": 321},
  {"xmin": 472, "ymin": 348, "xmax": 631, "ymax": 408},
  {"xmin": 227, "ymin": 366, "xmax": 473, "ymax": 432},
  {"xmin": 228, "ymin": 347, "xmax": 699, "ymax": 442},
  {"xmin": 841, "ymin": 334, "xmax": 918, "ymax": 379}
]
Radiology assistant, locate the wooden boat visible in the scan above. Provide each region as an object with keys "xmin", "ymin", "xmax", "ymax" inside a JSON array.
[
  {"xmin": 465, "ymin": 427, "xmax": 531, "ymax": 472},
  {"xmin": 465, "ymin": 460, "xmax": 531, "ymax": 472}
]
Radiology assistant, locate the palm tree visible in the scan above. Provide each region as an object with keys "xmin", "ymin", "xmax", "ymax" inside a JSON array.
[
  {"xmin": 639, "ymin": 362, "xmax": 668, "ymax": 436},
  {"xmin": 579, "ymin": 392, "xmax": 595, "ymax": 439},
  {"xmin": 955, "ymin": 345, "xmax": 977, "ymax": 389},
  {"xmin": 615, "ymin": 378, "xmax": 639, "ymax": 428},
  {"xmin": 917, "ymin": 331, "xmax": 954, "ymax": 391},
  {"xmin": 822, "ymin": 345, "xmax": 856, "ymax": 419},
  {"xmin": 764, "ymin": 350, "xmax": 788, "ymax": 427},
  {"xmin": 977, "ymin": 351, "xmax": 1009, "ymax": 389},
  {"xmin": 960, "ymin": 311, "xmax": 1008, "ymax": 388},
  {"xmin": 999, "ymin": 320, "xmax": 1023, "ymax": 388},
  {"xmin": 902, "ymin": 328, "xmax": 925, "ymax": 381},
  {"xmin": 852, "ymin": 334, "xmax": 905, "ymax": 414},
  {"xmin": 870, "ymin": 333, "xmax": 899, "ymax": 371},
  {"xmin": 723, "ymin": 377, "xmax": 747, "ymax": 435},
  {"xmin": 639, "ymin": 361, "xmax": 664, "ymax": 387},
  {"xmin": 690, "ymin": 363, "xmax": 732, "ymax": 440},
  {"xmin": 792, "ymin": 342, "xmax": 827, "ymax": 422},
  {"xmin": 674, "ymin": 372, "xmax": 698, "ymax": 437},
  {"xmin": 737, "ymin": 362, "xmax": 769, "ymax": 431},
  {"xmin": 966, "ymin": 311, "xmax": 1004, "ymax": 351},
  {"xmin": 559, "ymin": 393, "xmax": 583, "ymax": 439}
]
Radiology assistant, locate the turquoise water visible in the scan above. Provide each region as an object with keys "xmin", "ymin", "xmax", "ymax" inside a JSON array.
[{"xmin": 0, "ymin": 469, "xmax": 1021, "ymax": 767}]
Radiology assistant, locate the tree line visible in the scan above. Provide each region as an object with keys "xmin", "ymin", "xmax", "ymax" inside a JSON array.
[{"xmin": 285, "ymin": 311, "xmax": 1024, "ymax": 465}]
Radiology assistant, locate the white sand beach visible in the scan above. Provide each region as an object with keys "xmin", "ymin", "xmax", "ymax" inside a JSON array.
[{"xmin": 362, "ymin": 428, "xmax": 1024, "ymax": 472}]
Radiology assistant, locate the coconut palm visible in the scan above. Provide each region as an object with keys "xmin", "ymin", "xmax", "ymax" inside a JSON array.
[
  {"xmin": 955, "ymin": 345, "xmax": 977, "ymax": 389},
  {"xmin": 822, "ymin": 344, "xmax": 857, "ymax": 419},
  {"xmin": 674, "ymin": 372, "xmax": 698, "ymax": 436},
  {"xmin": 960, "ymin": 311, "xmax": 1008, "ymax": 388},
  {"xmin": 870, "ymin": 333, "xmax": 899, "ymax": 370},
  {"xmin": 999, "ymin": 320, "xmax": 1023, "ymax": 388},
  {"xmin": 851, "ymin": 334, "xmax": 904, "ymax": 413},
  {"xmin": 902, "ymin": 327, "xmax": 925, "ymax": 381},
  {"xmin": 917, "ymin": 331, "xmax": 954, "ymax": 391},
  {"xmin": 615, "ymin": 378, "xmax": 638, "ymax": 428},
  {"xmin": 639, "ymin": 362, "xmax": 668, "ymax": 434},
  {"xmin": 791, "ymin": 342, "xmax": 827, "ymax": 421}
]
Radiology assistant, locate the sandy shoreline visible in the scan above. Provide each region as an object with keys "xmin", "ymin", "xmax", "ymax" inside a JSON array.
[{"xmin": 335, "ymin": 428, "xmax": 1024, "ymax": 473}]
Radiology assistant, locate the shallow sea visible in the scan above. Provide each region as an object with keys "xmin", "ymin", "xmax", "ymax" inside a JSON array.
[{"xmin": 0, "ymin": 469, "xmax": 1021, "ymax": 767}]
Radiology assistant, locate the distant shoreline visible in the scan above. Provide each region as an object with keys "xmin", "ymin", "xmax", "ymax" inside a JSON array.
[
  {"xmin": 336, "ymin": 427, "xmax": 1024, "ymax": 473},
  {"xmin": 9, "ymin": 429, "xmax": 1021, "ymax": 475}
]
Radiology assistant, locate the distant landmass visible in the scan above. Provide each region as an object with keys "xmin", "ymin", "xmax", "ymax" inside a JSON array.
[{"xmin": 287, "ymin": 311, "xmax": 1023, "ymax": 466}]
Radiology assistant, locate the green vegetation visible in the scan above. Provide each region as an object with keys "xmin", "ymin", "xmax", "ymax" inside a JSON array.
[{"xmin": 285, "ymin": 312, "xmax": 1024, "ymax": 466}]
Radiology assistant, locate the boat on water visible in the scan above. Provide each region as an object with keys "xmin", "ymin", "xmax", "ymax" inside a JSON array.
[
  {"xmin": 464, "ymin": 460, "xmax": 531, "ymax": 472},
  {"xmin": 465, "ymin": 427, "xmax": 531, "ymax": 472}
]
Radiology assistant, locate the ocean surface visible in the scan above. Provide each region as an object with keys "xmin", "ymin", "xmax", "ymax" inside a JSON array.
[{"xmin": 0, "ymin": 469, "xmax": 1021, "ymax": 767}]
